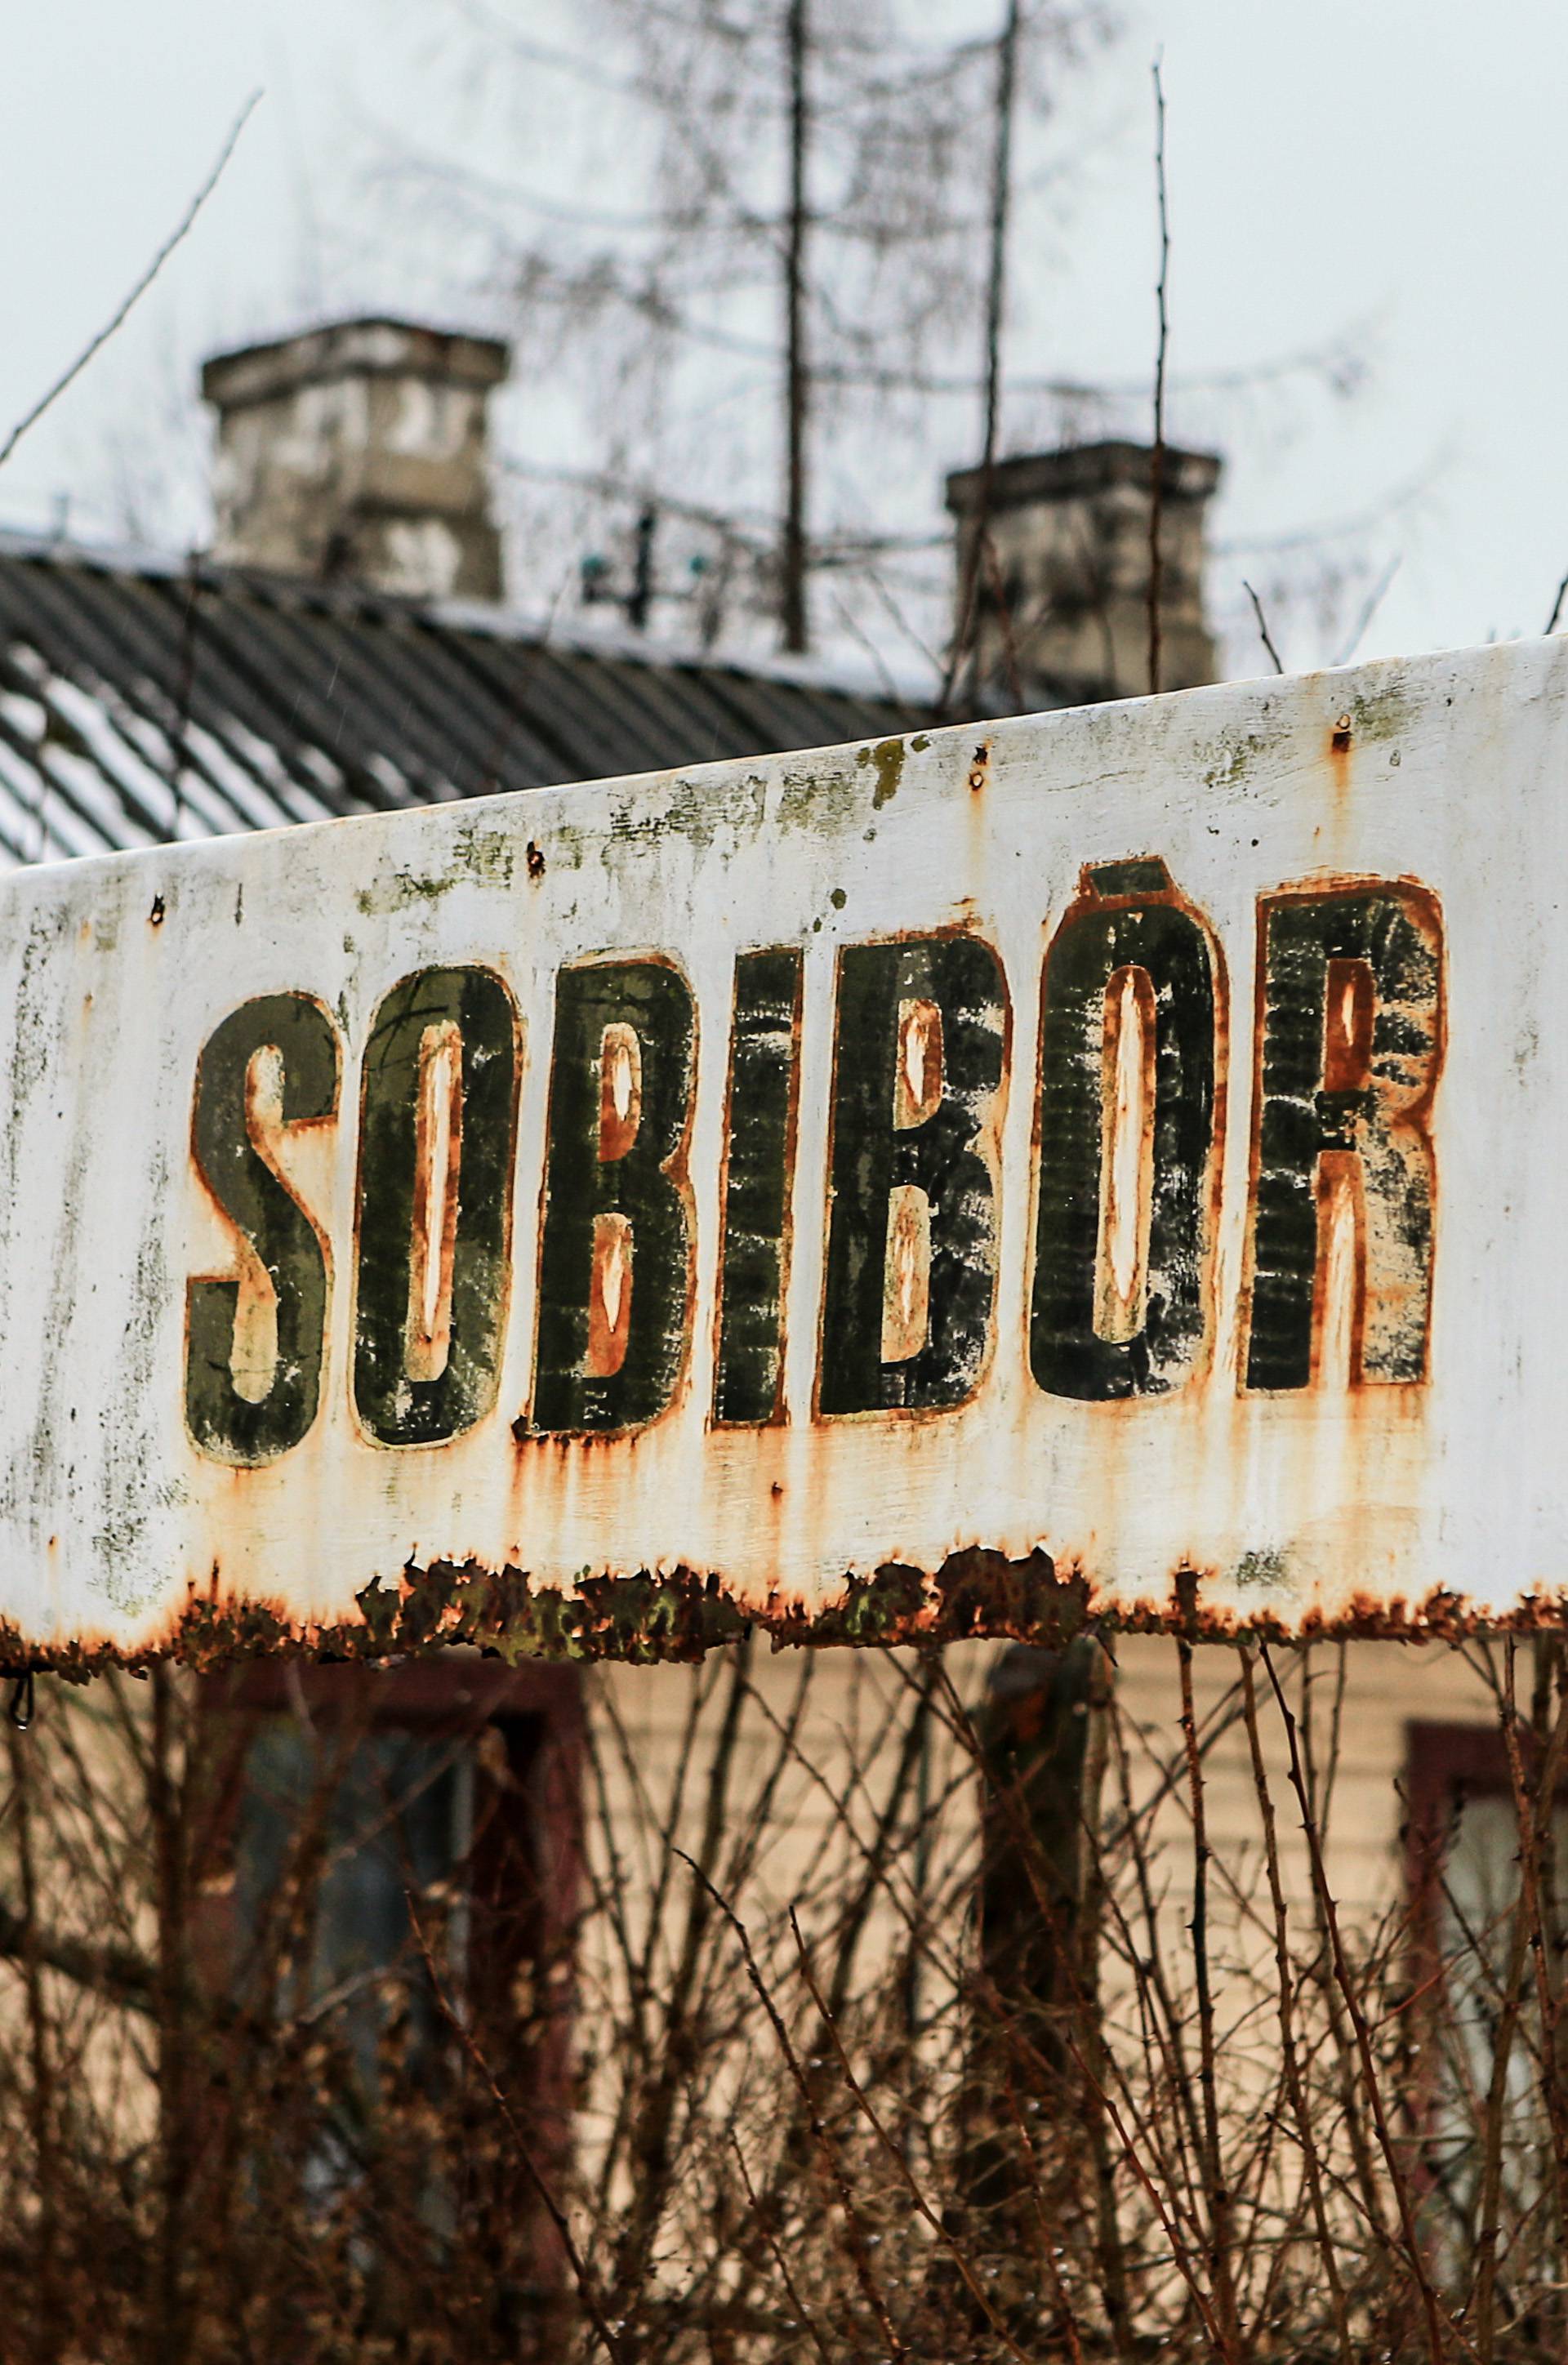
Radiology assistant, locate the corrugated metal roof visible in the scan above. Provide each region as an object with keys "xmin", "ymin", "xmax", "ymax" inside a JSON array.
[{"xmin": 0, "ymin": 532, "xmax": 934, "ymax": 866}]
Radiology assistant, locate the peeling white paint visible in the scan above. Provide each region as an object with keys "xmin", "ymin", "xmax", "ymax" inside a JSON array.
[{"xmin": 0, "ymin": 640, "xmax": 1559, "ymax": 1655}]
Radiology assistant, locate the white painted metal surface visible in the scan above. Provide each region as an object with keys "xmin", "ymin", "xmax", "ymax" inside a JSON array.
[{"xmin": 0, "ymin": 639, "xmax": 1557, "ymax": 1660}]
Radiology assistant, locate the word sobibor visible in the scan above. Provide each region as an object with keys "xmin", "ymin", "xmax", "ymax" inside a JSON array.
[{"xmin": 185, "ymin": 857, "xmax": 1443, "ymax": 1466}]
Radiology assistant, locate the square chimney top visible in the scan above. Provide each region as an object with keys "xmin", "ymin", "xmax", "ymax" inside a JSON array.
[
  {"xmin": 945, "ymin": 439, "xmax": 1222, "ymax": 517},
  {"xmin": 201, "ymin": 318, "xmax": 510, "ymax": 412}
]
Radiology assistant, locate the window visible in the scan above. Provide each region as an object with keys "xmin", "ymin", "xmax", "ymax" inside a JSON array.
[
  {"xmin": 1406, "ymin": 1721, "xmax": 1568, "ymax": 2247},
  {"xmin": 201, "ymin": 1658, "xmax": 582, "ymax": 2256}
]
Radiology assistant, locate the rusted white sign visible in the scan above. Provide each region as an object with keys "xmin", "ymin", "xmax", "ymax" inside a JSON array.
[{"xmin": 0, "ymin": 638, "xmax": 1558, "ymax": 1664}]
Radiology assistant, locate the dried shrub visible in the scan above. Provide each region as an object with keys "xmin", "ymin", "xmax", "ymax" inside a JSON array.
[{"xmin": 0, "ymin": 1631, "xmax": 1558, "ymax": 2363}]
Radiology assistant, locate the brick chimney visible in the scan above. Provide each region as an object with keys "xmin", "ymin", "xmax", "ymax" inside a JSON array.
[
  {"xmin": 944, "ymin": 440, "xmax": 1223, "ymax": 709},
  {"xmin": 201, "ymin": 318, "xmax": 510, "ymax": 601}
]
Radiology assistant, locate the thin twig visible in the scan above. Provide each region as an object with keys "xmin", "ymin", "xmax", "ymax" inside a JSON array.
[
  {"xmin": 780, "ymin": 0, "xmax": 810, "ymax": 652},
  {"xmin": 1054, "ymin": 2009, "xmax": 1228, "ymax": 2354},
  {"xmin": 926, "ymin": 1648, "xmax": 1212, "ymax": 2351},
  {"xmin": 982, "ymin": 530, "xmax": 1026, "ymax": 711},
  {"xmin": 1147, "ymin": 55, "xmax": 1169, "ymax": 697},
  {"xmin": 612, "ymin": 1640, "xmax": 755, "ymax": 2298},
  {"xmin": 1334, "ymin": 552, "xmax": 1401, "ymax": 666},
  {"xmin": 1175, "ymin": 1599, "xmax": 1241, "ymax": 2358},
  {"xmin": 938, "ymin": 0, "xmax": 1022, "ymax": 716},
  {"xmin": 826, "ymin": 1657, "xmax": 933, "ymax": 2024},
  {"xmin": 1546, "ymin": 571, "xmax": 1568, "ymax": 636},
  {"xmin": 1236, "ymin": 1647, "xmax": 1354, "ymax": 2365},
  {"xmin": 6, "ymin": 1716, "xmax": 57, "ymax": 2344},
  {"xmin": 410, "ymin": 1905, "xmax": 629, "ymax": 2365},
  {"xmin": 728, "ymin": 2133, "xmax": 837, "ymax": 2365},
  {"xmin": 1243, "ymin": 580, "xmax": 1285, "ymax": 674},
  {"xmin": 1319, "ymin": 1641, "xmax": 1351, "ymax": 1848},
  {"xmin": 1105, "ymin": 1698, "xmax": 1206, "ymax": 2223},
  {"xmin": 677, "ymin": 1853, "xmax": 909, "ymax": 2362},
  {"xmin": 787, "ymin": 1905, "xmax": 1037, "ymax": 2365},
  {"xmin": 0, "ymin": 91, "xmax": 262, "ymax": 472},
  {"xmin": 1497, "ymin": 1641, "xmax": 1568, "ymax": 2296},
  {"xmin": 1470, "ymin": 1769, "xmax": 1535, "ymax": 2358},
  {"xmin": 1262, "ymin": 1641, "xmax": 1464, "ymax": 2365}
]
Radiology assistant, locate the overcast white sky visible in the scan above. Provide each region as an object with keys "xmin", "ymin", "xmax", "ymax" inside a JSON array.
[{"xmin": 2, "ymin": 0, "xmax": 1566, "ymax": 679}]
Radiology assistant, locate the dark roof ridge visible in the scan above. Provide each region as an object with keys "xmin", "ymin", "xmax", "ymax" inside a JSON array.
[
  {"xmin": 0, "ymin": 525, "xmax": 937, "ymax": 707},
  {"xmin": 0, "ymin": 523, "xmax": 933, "ymax": 868}
]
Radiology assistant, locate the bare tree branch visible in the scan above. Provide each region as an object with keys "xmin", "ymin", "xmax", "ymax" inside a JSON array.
[
  {"xmin": 1243, "ymin": 579, "xmax": 1285, "ymax": 675},
  {"xmin": 938, "ymin": 0, "xmax": 1022, "ymax": 716},
  {"xmin": 1334, "ymin": 553, "xmax": 1401, "ymax": 666},
  {"xmin": 0, "ymin": 90, "xmax": 261, "ymax": 474},
  {"xmin": 1147, "ymin": 53, "xmax": 1169, "ymax": 696}
]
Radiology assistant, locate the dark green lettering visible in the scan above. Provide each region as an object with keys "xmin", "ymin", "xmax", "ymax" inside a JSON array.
[
  {"xmin": 715, "ymin": 948, "xmax": 803, "ymax": 1426},
  {"xmin": 818, "ymin": 935, "xmax": 1005, "ymax": 1416},
  {"xmin": 1244, "ymin": 882, "xmax": 1443, "ymax": 1391},
  {"xmin": 532, "ymin": 960, "xmax": 696, "ymax": 1433},
  {"xmin": 1031, "ymin": 860, "xmax": 1220, "ymax": 1401},
  {"xmin": 353, "ymin": 966, "xmax": 520, "ymax": 1445},
  {"xmin": 185, "ymin": 993, "xmax": 339, "ymax": 1464}
]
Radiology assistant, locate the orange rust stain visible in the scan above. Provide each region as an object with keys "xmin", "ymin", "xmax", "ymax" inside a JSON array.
[
  {"xmin": 405, "ymin": 1018, "xmax": 463, "ymax": 1385},
  {"xmin": 892, "ymin": 997, "xmax": 942, "ymax": 1131},
  {"xmin": 586, "ymin": 1211, "xmax": 634, "ymax": 1378},
  {"xmin": 597, "ymin": 1022, "xmax": 641, "ymax": 1163},
  {"xmin": 1323, "ymin": 710, "xmax": 1356, "ymax": 839},
  {"xmin": 1312, "ymin": 1154, "xmax": 1369, "ymax": 1387},
  {"xmin": 11, "ymin": 1552, "xmax": 1558, "ymax": 1684},
  {"xmin": 1094, "ymin": 964, "xmax": 1156, "ymax": 1345},
  {"xmin": 880, "ymin": 1184, "xmax": 931, "ymax": 1363},
  {"xmin": 1322, "ymin": 955, "xmax": 1374, "ymax": 1094},
  {"xmin": 1313, "ymin": 955, "xmax": 1378, "ymax": 1386},
  {"xmin": 221, "ymin": 1044, "xmax": 287, "ymax": 1401},
  {"xmin": 510, "ymin": 1417, "xmax": 649, "ymax": 1458}
]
